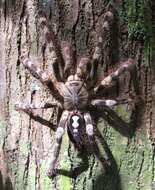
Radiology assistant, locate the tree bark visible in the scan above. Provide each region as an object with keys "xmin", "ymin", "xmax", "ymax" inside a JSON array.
[{"xmin": 0, "ymin": 0, "xmax": 154, "ymax": 190}]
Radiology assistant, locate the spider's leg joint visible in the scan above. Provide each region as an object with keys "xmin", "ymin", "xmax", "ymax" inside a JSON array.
[
  {"xmin": 62, "ymin": 110, "xmax": 69, "ymax": 119},
  {"xmin": 84, "ymin": 113, "xmax": 94, "ymax": 140},
  {"xmin": 105, "ymin": 100, "xmax": 117, "ymax": 107},
  {"xmin": 91, "ymin": 99, "xmax": 117, "ymax": 108},
  {"xmin": 55, "ymin": 127, "xmax": 64, "ymax": 139},
  {"xmin": 86, "ymin": 124, "xmax": 94, "ymax": 137}
]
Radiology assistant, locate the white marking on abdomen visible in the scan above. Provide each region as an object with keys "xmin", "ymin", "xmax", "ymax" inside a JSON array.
[
  {"xmin": 72, "ymin": 115, "xmax": 79, "ymax": 128},
  {"xmin": 73, "ymin": 129, "xmax": 78, "ymax": 133}
]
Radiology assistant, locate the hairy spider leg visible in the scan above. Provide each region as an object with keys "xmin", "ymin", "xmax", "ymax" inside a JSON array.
[
  {"xmin": 76, "ymin": 57, "xmax": 91, "ymax": 80},
  {"xmin": 84, "ymin": 112, "xmax": 94, "ymax": 144},
  {"xmin": 91, "ymin": 97, "xmax": 139, "ymax": 109},
  {"xmin": 90, "ymin": 36, "xmax": 102, "ymax": 81},
  {"xmin": 94, "ymin": 58, "xmax": 135, "ymax": 94},
  {"xmin": 15, "ymin": 101, "xmax": 61, "ymax": 111},
  {"xmin": 47, "ymin": 111, "xmax": 69, "ymax": 177},
  {"xmin": 61, "ymin": 41, "xmax": 76, "ymax": 78},
  {"xmin": 21, "ymin": 57, "xmax": 64, "ymax": 102},
  {"xmin": 38, "ymin": 10, "xmax": 65, "ymax": 81},
  {"xmin": 90, "ymin": 9, "xmax": 114, "ymax": 81},
  {"xmin": 91, "ymin": 99, "xmax": 117, "ymax": 108},
  {"xmin": 84, "ymin": 113, "xmax": 109, "ymax": 168}
]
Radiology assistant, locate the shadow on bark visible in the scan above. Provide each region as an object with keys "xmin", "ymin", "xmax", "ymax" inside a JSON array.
[
  {"xmin": 94, "ymin": 129, "xmax": 122, "ymax": 190},
  {"xmin": 97, "ymin": 108, "xmax": 135, "ymax": 138},
  {"xmin": 91, "ymin": 97, "xmax": 143, "ymax": 138},
  {"xmin": 0, "ymin": 171, "xmax": 13, "ymax": 190},
  {"xmin": 56, "ymin": 149, "xmax": 89, "ymax": 179},
  {"xmin": 53, "ymin": 130, "xmax": 122, "ymax": 190},
  {"xmin": 21, "ymin": 109, "xmax": 60, "ymax": 131}
]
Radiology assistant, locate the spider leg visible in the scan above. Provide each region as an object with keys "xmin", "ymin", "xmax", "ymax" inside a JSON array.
[
  {"xmin": 90, "ymin": 7, "xmax": 114, "ymax": 81},
  {"xmin": 91, "ymin": 97, "xmax": 141, "ymax": 110},
  {"xmin": 84, "ymin": 113, "xmax": 109, "ymax": 169},
  {"xmin": 61, "ymin": 41, "xmax": 76, "ymax": 78},
  {"xmin": 90, "ymin": 37, "xmax": 102, "ymax": 81},
  {"xmin": 94, "ymin": 58, "xmax": 136, "ymax": 94},
  {"xmin": 91, "ymin": 99, "xmax": 117, "ymax": 108},
  {"xmin": 21, "ymin": 57, "xmax": 64, "ymax": 102},
  {"xmin": 84, "ymin": 112, "xmax": 94, "ymax": 144},
  {"xmin": 15, "ymin": 101, "xmax": 62, "ymax": 111},
  {"xmin": 38, "ymin": 10, "xmax": 65, "ymax": 81},
  {"xmin": 47, "ymin": 110, "xmax": 69, "ymax": 177},
  {"xmin": 76, "ymin": 57, "xmax": 91, "ymax": 80},
  {"xmin": 15, "ymin": 103, "xmax": 57, "ymax": 130}
]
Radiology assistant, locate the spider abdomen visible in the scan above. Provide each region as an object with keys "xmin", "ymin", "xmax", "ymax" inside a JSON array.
[
  {"xmin": 63, "ymin": 81, "xmax": 88, "ymax": 110},
  {"xmin": 67, "ymin": 112, "xmax": 85, "ymax": 145}
]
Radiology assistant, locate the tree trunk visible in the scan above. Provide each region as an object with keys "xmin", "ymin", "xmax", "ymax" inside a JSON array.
[{"xmin": 0, "ymin": 0, "xmax": 154, "ymax": 189}]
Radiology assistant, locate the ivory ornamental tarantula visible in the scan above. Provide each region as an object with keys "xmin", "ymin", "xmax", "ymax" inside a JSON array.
[{"xmin": 15, "ymin": 8, "xmax": 136, "ymax": 177}]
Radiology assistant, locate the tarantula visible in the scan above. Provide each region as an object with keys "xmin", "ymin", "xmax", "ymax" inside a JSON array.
[{"xmin": 15, "ymin": 8, "xmax": 136, "ymax": 177}]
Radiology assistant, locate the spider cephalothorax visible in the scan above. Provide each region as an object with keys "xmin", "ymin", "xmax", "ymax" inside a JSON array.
[{"xmin": 15, "ymin": 7, "xmax": 137, "ymax": 177}]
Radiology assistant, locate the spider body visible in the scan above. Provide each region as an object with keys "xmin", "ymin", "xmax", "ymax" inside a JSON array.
[
  {"xmin": 64, "ymin": 75, "xmax": 89, "ymax": 110},
  {"xmin": 16, "ymin": 7, "xmax": 137, "ymax": 177}
]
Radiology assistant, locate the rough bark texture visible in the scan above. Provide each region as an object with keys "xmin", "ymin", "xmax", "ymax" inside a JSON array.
[{"xmin": 0, "ymin": 0, "xmax": 155, "ymax": 190}]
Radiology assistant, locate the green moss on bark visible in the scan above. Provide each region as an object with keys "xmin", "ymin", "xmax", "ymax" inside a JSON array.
[
  {"xmin": 94, "ymin": 102, "xmax": 153, "ymax": 190},
  {"xmin": 58, "ymin": 134, "xmax": 73, "ymax": 190},
  {"xmin": 124, "ymin": 0, "xmax": 154, "ymax": 63}
]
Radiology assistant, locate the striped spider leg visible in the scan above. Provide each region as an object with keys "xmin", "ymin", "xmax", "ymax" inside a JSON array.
[
  {"xmin": 20, "ymin": 56, "xmax": 64, "ymax": 103},
  {"xmin": 47, "ymin": 111, "xmax": 69, "ymax": 177},
  {"xmin": 38, "ymin": 10, "xmax": 65, "ymax": 81},
  {"xmin": 94, "ymin": 58, "xmax": 136, "ymax": 95},
  {"xmin": 92, "ymin": 7, "xmax": 114, "ymax": 68},
  {"xmin": 91, "ymin": 58, "xmax": 136, "ymax": 121},
  {"xmin": 15, "ymin": 101, "xmax": 62, "ymax": 112},
  {"xmin": 84, "ymin": 112, "xmax": 94, "ymax": 144},
  {"xmin": 84, "ymin": 112, "xmax": 111, "ymax": 168},
  {"xmin": 38, "ymin": 10, "xmax": 76, "ymax": 81}
]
